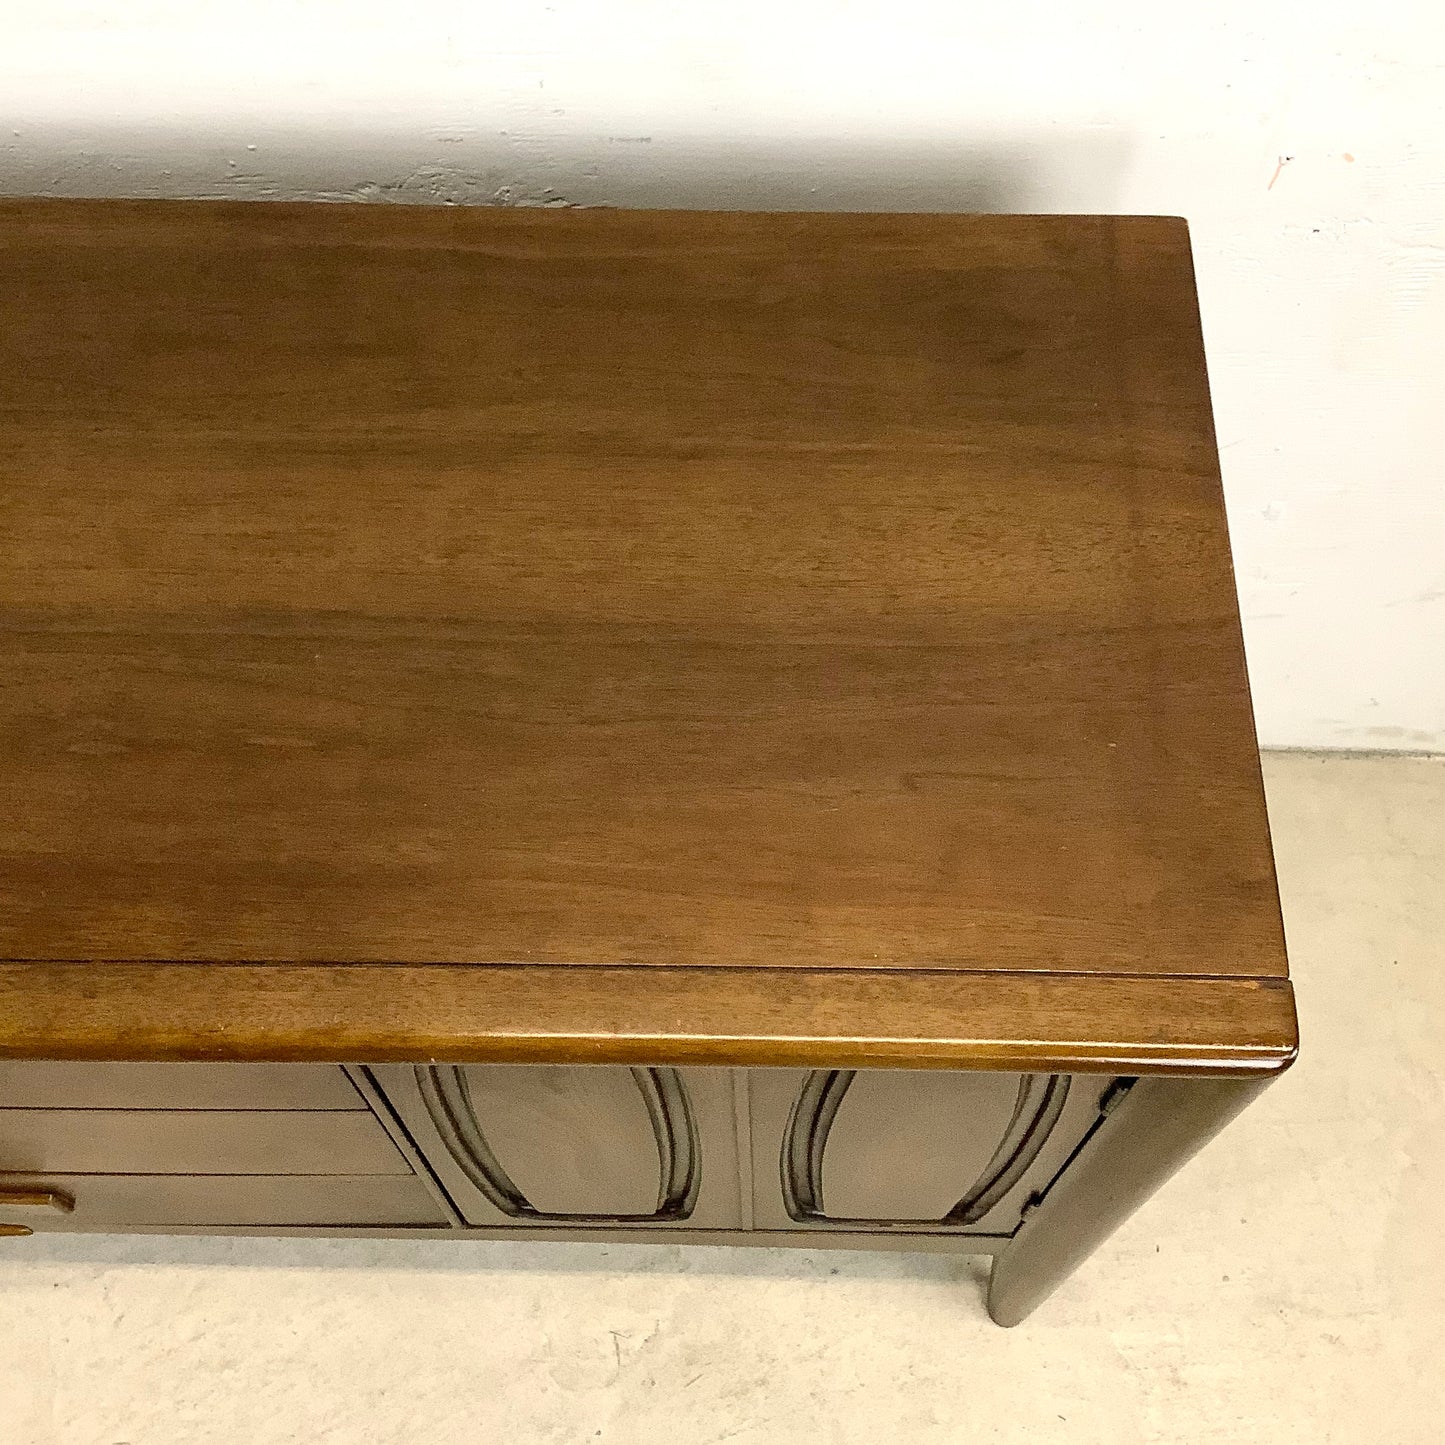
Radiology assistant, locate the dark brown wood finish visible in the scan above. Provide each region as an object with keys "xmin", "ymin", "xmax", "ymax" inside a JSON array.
[
  {"xmin": 987, "ymin": 1076, "xmax": 1270, "ymax": 1325},
  {"xmin": 0, "ymin": 200, "xmax": 1292, "ymax": 1070}
]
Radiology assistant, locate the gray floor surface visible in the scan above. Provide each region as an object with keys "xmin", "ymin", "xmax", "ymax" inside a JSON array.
[{"xmin": 1, "ymin": 752, "xmax": 1441, "ymax": 1443}]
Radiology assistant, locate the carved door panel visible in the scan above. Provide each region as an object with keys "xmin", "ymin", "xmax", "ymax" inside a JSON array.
[
  {"xmin": 369, "ymin": 1064, "xmax": 742, "ymax": 1228},
  {"xmin": 747, "ymin": 1069, "xmax": 1112, "ymax": 1234}
]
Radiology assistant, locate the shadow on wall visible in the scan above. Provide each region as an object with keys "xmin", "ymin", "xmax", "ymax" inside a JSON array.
[{"xmin": 0, "ymin": 122, "xmax": 1135, "ymax": 213}]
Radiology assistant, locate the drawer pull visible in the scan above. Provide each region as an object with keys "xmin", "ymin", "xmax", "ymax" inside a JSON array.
[{"xmin": 0, "ymin": 1186, "xmax": 75, "ymax": 1213}]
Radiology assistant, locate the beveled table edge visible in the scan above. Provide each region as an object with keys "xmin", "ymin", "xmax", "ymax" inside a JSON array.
[{"xmin": 0, "ymin": 962, "xmax": 1297, "ymax": 1077}]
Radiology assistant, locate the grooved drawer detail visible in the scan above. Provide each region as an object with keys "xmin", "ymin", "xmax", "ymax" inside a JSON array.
[
  {"xmin": 0, "ymin": 1062, "xmax": 364, "ymax": 1111},
  {"xmin": 0, "ymin": 1110, "xmax": 410, "ymax": 1176},
  {"xmin": 0, "ymin": 1173, "xmax": 446, "ymax": 1227}
]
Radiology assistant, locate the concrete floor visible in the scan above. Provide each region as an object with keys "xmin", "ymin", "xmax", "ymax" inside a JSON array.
[{"xmin": 0, "ymin": 752, "xmax": 1441, "ymax": 1444}]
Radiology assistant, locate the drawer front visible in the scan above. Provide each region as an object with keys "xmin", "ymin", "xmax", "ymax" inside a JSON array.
[
  {"xmin": 370, "ymin": 1064, "xmax": 743, "ymax": 1228},
  {"xmin": 746, "ymin": 1069, "xmax": 1112, "ymax": 1234},
  {"xmin": 0, "ymin": 1110, "xmax": 410, "ymax": 1176},
  {"xmin": 0, "ymin": 1174, "xmax": 446, "ymax": 1229},
  {"xmin": 0, "ymin": 1062, "xmax": 363, "ymax": 1111}
]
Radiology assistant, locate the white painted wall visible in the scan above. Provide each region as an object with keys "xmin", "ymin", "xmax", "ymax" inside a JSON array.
[{"xmin": 4, "ymin": 1, "xmax": 1443, "ymax": 750}]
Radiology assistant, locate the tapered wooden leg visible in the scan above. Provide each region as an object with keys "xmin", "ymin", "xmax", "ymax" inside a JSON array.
[{"xmin": 986, "ymin": 1074, "xmax": 1273, "ymax": 1327}]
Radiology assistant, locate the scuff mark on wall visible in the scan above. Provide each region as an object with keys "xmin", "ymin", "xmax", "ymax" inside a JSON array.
[{"xmin": 341, "ymin": 165, "xmax": 578, "ymax": 206}]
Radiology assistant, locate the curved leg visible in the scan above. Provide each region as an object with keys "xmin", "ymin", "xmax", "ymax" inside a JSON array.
[{"xmin": 987, "ymin": 1074, "xmax": 1274, "ymax": 1327}]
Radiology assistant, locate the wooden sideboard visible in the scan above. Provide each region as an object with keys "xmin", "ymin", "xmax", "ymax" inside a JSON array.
[
  {"xmin": 0, "ymin": 200, "xmax": 1295, "ymax": 1323},
  {"xmin": 0, "ymin": 1061, "xmax": 1110, "ymax": 1235}
]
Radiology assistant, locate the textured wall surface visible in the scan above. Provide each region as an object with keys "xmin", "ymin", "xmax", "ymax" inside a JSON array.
[{"xmin": 4, "ymin": 2, "xmax": 1443, "ymax": 748}]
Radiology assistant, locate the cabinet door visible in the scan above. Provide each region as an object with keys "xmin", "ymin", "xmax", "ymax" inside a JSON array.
[
  {"xmin": 747, "ymin": 1069, "xmax": 1111, "ymax": 1234},
  {"xmin": 369, "ymin": 1064, "xmax": 742, "ymax": 1228}
]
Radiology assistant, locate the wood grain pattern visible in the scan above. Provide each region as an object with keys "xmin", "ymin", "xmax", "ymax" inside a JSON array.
[
  {"xmin": 0, "ymin": 963, "xmax": 1297, "ymax": 1076},
  {"xmin": 0, "ymin": 200, "xmax": 1291, "ymax": 1065}
]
